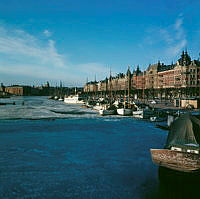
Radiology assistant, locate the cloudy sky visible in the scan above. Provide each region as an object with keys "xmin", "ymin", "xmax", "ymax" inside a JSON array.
[{"xmin": 0, "ymin": 0, "xmax": 200, "ymax": 86}]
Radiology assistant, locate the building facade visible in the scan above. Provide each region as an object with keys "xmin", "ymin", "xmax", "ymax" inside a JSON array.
[{"xmin": 84, "ymin": 51, "xmax": 200, "ymax": 99}]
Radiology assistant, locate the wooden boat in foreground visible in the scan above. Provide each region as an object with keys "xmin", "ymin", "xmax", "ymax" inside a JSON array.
[
  {"xmin": 150, "ymin": 113, "xmax": 200, "ymax": 173},
  {"xmin": 150, "ymin": 149, "xmax": 200, "ymax": 172}
]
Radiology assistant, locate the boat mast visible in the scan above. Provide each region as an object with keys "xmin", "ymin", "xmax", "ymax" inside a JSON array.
[
  {"xmin": 94, "ymin": 74, "xmax": 97, "ymax": 100},
  {"xmin": 142, "ymin": 71, "xmax": 145, "ymax": 103},
  {"xmin": 127, "ymin": 65, "xmax": 131, "ymax": 108},
  {"xmin": 86, "ymin": 77, "xmax": 89, "ymax": 100},
  {"xmin": 109, "ymin": 68, "xmax": 112, "ymax": 105}
]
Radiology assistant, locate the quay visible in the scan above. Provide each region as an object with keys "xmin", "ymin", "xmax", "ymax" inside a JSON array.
[{"xmin": 84, "ymin": 51, "xmax": 200, "ymax": 109}]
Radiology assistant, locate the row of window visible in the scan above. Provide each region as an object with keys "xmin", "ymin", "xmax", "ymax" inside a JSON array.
[{"xmin": 187, "ymin": 68, "xmax": 200, "ymax": 73}]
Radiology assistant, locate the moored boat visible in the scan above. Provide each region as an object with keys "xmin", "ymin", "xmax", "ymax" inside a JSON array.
[
  {"xmin": 132, "ymin": 110, "xmax": 143, "ymax": 117},
  {"xmin": 117, "ymin": 108, "xmax": 132, "ymax": 116},
  {"xmin": 150, "ymin": 113, "xmax": 200, "ymax": 173},
  {"xmin": 150, "ymin": 148, "xmax": 200, "ymax": 172},
  {"xmin": 132, "ymin": 106, "xmax": 154, "ymax": 119},
  {"xmin": 99, "ymin": 109, "xmax": 116, "ymax": 116},
  {"xmin": 132, "ymin": 109, "xmax": 155, "ymax": 119},
  {"xmin": 99, "ymin": 104, "xmax": 117, "ymax": 116},
  {"xmin": 64, "ymin": 94, "xmax": 84, "ymax": 104}
]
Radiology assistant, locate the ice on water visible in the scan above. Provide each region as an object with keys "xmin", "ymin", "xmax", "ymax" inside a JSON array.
[{"xmin": 0, "ymin": 96, "xmax": 97, "ymax": 120}]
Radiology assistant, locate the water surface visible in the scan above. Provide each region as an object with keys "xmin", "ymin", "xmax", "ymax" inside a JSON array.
[{"xmin": 0, "ymin": 97, "xmax": 167, "ymax": 198}]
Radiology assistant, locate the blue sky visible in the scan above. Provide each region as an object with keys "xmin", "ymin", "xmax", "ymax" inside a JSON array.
[{"xmin": 0, "ymin": 0, "xmax": 200, "ymax": 86}]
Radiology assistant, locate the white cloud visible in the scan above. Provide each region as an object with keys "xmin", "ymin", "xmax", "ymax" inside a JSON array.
[
  {"xmin": 165, "ymin": 15, "xmax": 187, "ymax": 57},
  {"xmin": 0, "ymin": 25, "xmax": 108, "ymax": 86},
  {"xmin": 140, "ymin": 14, "xmax": 187, "ymax": 62},
  {"xmin": 158, "ymin": 15, "xmax": 187, "ymax": 58},
  {"xmin": 159, "ymin": 29, "xmax": 174, "ymax": 44},
  {"xmin": 175, "ymin": 18, "xmax": 183, "ymax": 31},
  {"xmin": 43, "ymin": 29, "xmax": 52, "ymax": 37},
  {"xmin": 167, "ymin": 39, "xmax": 187, "ymax": 57}
]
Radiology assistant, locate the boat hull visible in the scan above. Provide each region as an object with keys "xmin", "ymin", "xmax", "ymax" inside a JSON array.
[
  {"xmin": 132, "ymin": 110, "xmax": 143, "ymax": 118},
  {"xmin": 150, "ymin": 149, "xmax": 200, "ymax": 172},
  {"xmin": 99, "ymin": 109, "xmax": 116, "ymax": 116},
  {"xmin": 117, "ymin": 108, "xmax": 132, "ymax": 116},
  {"xmin": 132, "ymin": 110, "xmax": 154, "ymax": 119},
  {"xmin": 64, "ymin": 99, "xmax": 84, "ymax": 104}
]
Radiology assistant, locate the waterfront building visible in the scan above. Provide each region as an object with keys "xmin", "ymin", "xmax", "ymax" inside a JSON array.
[
  {"xmin": 83, "ymin": 81, "xmax": 98, "ymax": 94},
  {"xmin": 5, "ymin": 86, "xmax": 30, "ymax": 96},
  {"xmin": 84, "ymin": 51, "xmax": 200, "ymax": 100},
  {"xmin": 132, "ymin": 66, "xmax": 145, "ymax": 99}
]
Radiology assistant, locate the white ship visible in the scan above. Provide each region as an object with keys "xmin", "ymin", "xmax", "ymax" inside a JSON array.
[{"xmin": 64, "ymin": 94, "xmax": 84, "ymax": 104}]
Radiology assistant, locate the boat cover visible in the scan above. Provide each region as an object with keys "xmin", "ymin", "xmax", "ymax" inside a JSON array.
[{"xmin": 165, "ymin": 113, "xmax": 200, "ymax": 149}]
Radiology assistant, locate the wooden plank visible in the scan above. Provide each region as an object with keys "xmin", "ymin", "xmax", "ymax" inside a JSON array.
[{"xmin": 150, "ymin": 149, "xmax": 200, "ymax": 172}]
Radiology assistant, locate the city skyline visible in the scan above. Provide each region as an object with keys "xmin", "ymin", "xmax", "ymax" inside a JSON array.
[{"xmin": 0, "ymin": 0, "xmax": 200, "ymax": 86}]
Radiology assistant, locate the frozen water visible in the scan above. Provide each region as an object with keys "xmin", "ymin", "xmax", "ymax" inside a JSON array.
[
  {"xmin": 0, "ymin": 96, "xmax": 169, "ymax": 198},
  {"xmin": 0, "ymin": 96, "xmax": 97, "ymax": 120}
]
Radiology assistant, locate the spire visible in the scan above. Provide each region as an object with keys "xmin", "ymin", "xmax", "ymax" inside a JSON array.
[
  {"xmin": 136, "ymin": 65, "xmax": 141, "ymax": 75},
  {"xmin": 126, "ymin": 65, "xmax": 131, "ymax": 76},
  {"xmin": 109, "ymin": 68, "xmax": 112, "ymax": 81},
  {"xmin": 46, "ymin": 81, "xmax": 50, "ymax": 87}
]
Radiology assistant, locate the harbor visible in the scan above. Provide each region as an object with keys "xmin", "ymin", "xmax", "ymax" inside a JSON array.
[
  {"xmin": 1, "ymin": 0, "xmax": 200, "ymax": 198},
  {"xmin": 0, "ymin": 96, "xmax": 200, "ymax": 198},
  {"xmin": 1, "ymin": 60, "xmax": 200, "ymax": 199}
]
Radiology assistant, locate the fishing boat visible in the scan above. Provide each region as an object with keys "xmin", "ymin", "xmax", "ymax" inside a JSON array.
[
  {"xmin": 99, "ymin": 70, "xmax": 117, "ymax": 116},
  {"xmin": 132, "ymin": 103, "xmax": 154, "ymax": 119},
  {"xmin": 150, "ymin": 114, "xmax": 200, "ymax": 172},
  {"xmin": 117, "ymin": 66, "xmax": 132, "ymax": 116},
  {"xmin": 99, "ymin": 108, "xmax": 116, "ymax": 116},
  {"xmin": 132, "ymin": 109, "xmax": 154, "ymax": 119},
  {"xmin": 99, "ymin": 105, "xmax": 116, "ymax": 116},
  {"xmin": 117, "ymin": 108, "xmax": 132, "ymax": 116}
]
